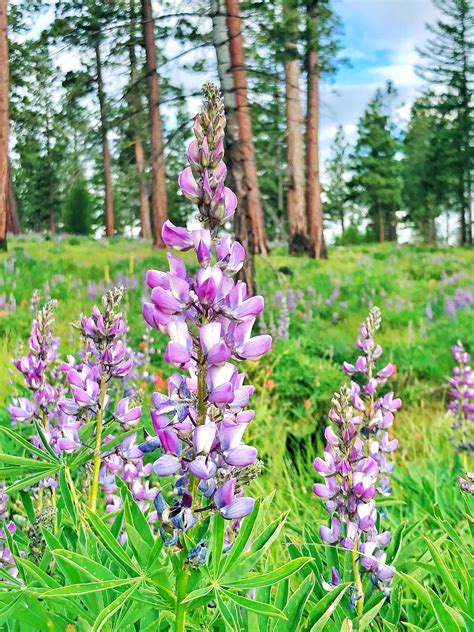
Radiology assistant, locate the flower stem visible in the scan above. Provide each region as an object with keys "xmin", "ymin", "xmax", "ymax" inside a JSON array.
[
  {"xmin": 175, "ymin": 558, "xmax": 189, "ymax": 632},
  {"xmin": 89, "ymin": 373, "xmax": 107, "ymax": 512},
  {"xmin": 352, "ymin": 539, "xmax": 364, "ymax": 616}
]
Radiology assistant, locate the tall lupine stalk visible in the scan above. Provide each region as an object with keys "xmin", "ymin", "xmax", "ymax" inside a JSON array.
[
  {"xmin": 313, "ymin": 308, "xmax": 400, "ymax": 615},
  {"xmin": 448, "ymin": 341, "xmax": 474, "ymax": 455},
  {"xmin": 142, "ymin": 84, "xmax": 271, "ymax": 631}
]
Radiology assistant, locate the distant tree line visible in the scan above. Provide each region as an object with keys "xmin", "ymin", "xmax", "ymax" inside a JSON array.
[{"xmin": 0, "ymin": 0, "xmax": 472, "ymax": 257}]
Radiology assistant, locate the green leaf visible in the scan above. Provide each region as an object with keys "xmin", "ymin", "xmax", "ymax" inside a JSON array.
[
  {"xmin": 69, "ymin": 429, "xmax": 136, "ymax": 468},
  {"xmin": 33, "ymin": 419, "xmax": 61, "ymax": 461},
  {"xmin": 0, "ymin": 425, "xmax": 57, "ymax": 462},
  {"xmin": 215, "ymin": 590, "xmax": 239, "ymax": 632},
  {"xmin": 84, "ymin": 505, "xmax": 140, "ymax": 576},
  {"xmin": 307, "ymin": 583, "xmax": 351, "ymax": 631},
  {"xmin": 19, "ymin": 489, "xmax": 35, "ymax": 523},
  {"xmin": 117, "ymin": 478, "xmax": 154, "ymax": 547},
  {"xmin": 4, "ymin": 468, "xmax": 59, "ymax": 495},
  {"xmin": 424, "ymin": 537, "xmax": 467, "ymax": 610},
  {"xmin": 91, "ymin": 581, "xmax": 141, "ymax": 632},
  {"xmin": 16, "ymin": 558, "xmax": 61, "ymax": 589},
  {"xmin": 212, "ymin": 512, "xmax": 226, "ymax": 577},
  {"xmin": 359, "ymin": 595, "xmax": 387, "ymax": 630},
  {"xmin": 225, "ymin": 557, "xmax": 312, "ymax": 589},
  {"xmin": 0, "ymin": 452, "xmax": 54, "ymax": 468},
  {"xmin": 51, "ymin": 549, "xmax": 117, "ymax": 582},
  {"xmin": 273, "ymin": 573, "xmax": 314, "ymax": 632},
  {"xmin": 58, "ymin": 468, "xmax": 77, "ymax": 522},
  {"xmin": 43, "ymin": 578, "xmax": 137, "ymax": 597},
  {"xmin": 181, "ymin": 584, "xmax": 213, "ymax": 606},
  {"xmin": 221, "ymin": 498, "xmax": 260, "ymax": 575},
  {"xmin": 428, "ymin": 587, "xmax": 462, "ymax": 632},
  {"xmin": 221, "ymin": 588, "xmax": 286, "ymax": 620}
]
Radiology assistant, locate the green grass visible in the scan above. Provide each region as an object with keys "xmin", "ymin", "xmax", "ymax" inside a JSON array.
[{"xmin": 0, "ymin": 236, "xmax": 473, "ymax": 629}]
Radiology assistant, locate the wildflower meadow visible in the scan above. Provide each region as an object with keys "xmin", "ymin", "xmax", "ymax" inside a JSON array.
[{"xmin": 0, "ymin": 81, "xmax": 471, "ymax": 631}]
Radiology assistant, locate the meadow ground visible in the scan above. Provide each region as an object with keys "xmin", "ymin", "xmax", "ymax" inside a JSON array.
[{"xmin": 0, "ymin": 236, "xmax": 473, "ymax": 629}]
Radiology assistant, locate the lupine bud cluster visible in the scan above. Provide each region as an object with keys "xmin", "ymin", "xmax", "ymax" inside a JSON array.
[
  {"xmin": 178, "ymin": 83, "xmax": 237, "ymax": 232},
  {"xmin": 342, "ymin": 307, "xmax": 401, "ymax": 496},
  {"xmin": 314, "ymin": 308, "xmax": 400, "ymax": 606},
  {"xmin": 10, "ymin": 300, "xmax": 60, "ymax": 425},
  {"xmin": 142, "ymin": 84, "xmax": 271, "ymax": 546},
  {"xmin": 448, "ymin": 341, "xmax": 474, "ymax": 454}
]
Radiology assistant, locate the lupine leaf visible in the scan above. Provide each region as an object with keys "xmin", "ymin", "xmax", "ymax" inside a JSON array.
[
  {"xmin": 181, "ymin": 585, "xmax": 214, "ymax": 606},
  {"xmin": 116, "ymin": 477, "xmax": 154, "ymax": 547},
  {"xmin": 58, "ymin": 469, "xmax": 76, "ymax": 522},
  {"xmin": 225, "ymin": 557, "xmax": 312, "ymax": 589},
  {"xmin": 0, "ymin": 452, "xmax": 55, "ymax": 468},
  {"xmin": 428, "ymin": 587, "xmax": 463, "ymax": 632},
  {"xmin": 424, "ymin": 537, "xmax": 467, "ymax": 610},
  {"xmin": 0, "ymin": 425, "xmax": 57, "ymax": 462},
  {"xmin": 272, "ymin": 573, "xmax": 314, "ymax": 632},
  {"xmin": 215, "ymin": 590, "xmax": 240, "ymax": 632},
  {"xmin": 358, "ymin": 595, "xmax": 387, "ymax": 630},
  {"xmin": 212, "ymin": 512, "xmax": 226, "ymax": 577},
  {"xmin": 306, "ymin": 583, "xmax": 351, "ymax": 631},
  {"xmin": 19, "ymin": 489, "xmax": 35, "ymax": 523},
  {"xmin": 43, "ymin": 578, "xmax": 137, "ymax": 597},
  {"xmin": 33, "ymin": 420, "xmax": 60, "ymax": 461},
  {"xmin": 4, "ymin": 468, "xmax": 59, "ymax": 494},
  {"xmin": 221, "ymin": 588, "xmax": 286, "ymax": 619},
  {"xmin": 220, "ymin": 498, "xmax": 260, "ymax": 575},
  {"xmin": 91, "ymin": 581, "xmax": 141, "ymax": 632},
  {"xmin": 84, "ymin": 506, "xmax": 140, "ymax": 576},
  {"xmin": 52, "ymin": 549, "xmax": 117, "ymax": 581}
]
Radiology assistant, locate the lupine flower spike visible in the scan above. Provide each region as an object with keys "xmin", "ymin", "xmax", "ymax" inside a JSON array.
[
  {"xmin": 448, "ymin": 341, "xmax": 474, "ymax": 454},
  {"xmin": 142, "ymin": 83, "xmax": 271, "ymax": 548},
  {"xmin": 314, "ymin": 307, "xmax": 400, "ymax": 615}
]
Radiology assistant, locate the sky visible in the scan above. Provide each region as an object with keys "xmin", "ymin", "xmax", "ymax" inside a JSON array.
[{"xmin": 318, "ymin": 0, "xmax": 439, "ymax": 165}]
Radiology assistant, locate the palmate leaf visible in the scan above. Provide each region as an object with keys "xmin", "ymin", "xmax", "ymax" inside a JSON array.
[
  {"xmin": 4, "ymin": 468, "xmax": 60, "ymax": 495},
  {"xmin": 0, "ymin": 452, "xmax": 55, "ymax": 469},
  {"xmin": 91, "ymin": 581, "xmax": 141, "ymax": 632},
  {"xmin": 306, "ymin": 582, "xmax": 351, "ymax": 631},
  {"xmin": 224, "ymin": 556, "xmax": 312, "ymax": 590},
  {"xmin": 116, "ymin": 477, "xmax": 154, "ymax": 547},
  {"xmin": 221, "ymin": 587, "xmax": 287, "ymax": 620},
  {"xmin": 83, "ymin": 506, "xmax": 140, "ymax": 576},
  {"xmin": 42, "ymin": 577, "xmax": 139, "ymax": 597},
  {"xmin": 215, "ymin": 590, "xmax": 240, "ymax": 632},
  {"xmin": 68, "ymin": 428, "xmax": 137, "ymax": 468},
  {"xmin": 358, "ymin": 595, "xmax": 387, "ymax": 631},
  {"xmin": 33, "ymin": 419, "xmax": 60, "ymax": 461},
  {"xmin": 220, "ymin": 498, "xmax": 260, "ymax": 575},
  {"xmin": 51, "ymin": 549, "xmax": 118, "ymax": 582},
  {"xmin": 272, "ymin": 573, "xmax": 314, "ymax": 632},
  {"xmin": 0, "ymin": 425, "xmax": 58, "ymax": 462}
]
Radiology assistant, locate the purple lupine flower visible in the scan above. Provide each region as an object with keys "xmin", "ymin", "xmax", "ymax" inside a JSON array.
[
  {"xmin": 448, "ymin": 341, "xmax": 474, "ymax": 454},
  {"xmin": 143, "ymin": 84, "xmax": 269, "ymax": 544},
  {"xmin": 313, "ymin": 384, "xmax": 394, "ymax": 608},
  {"xmin": 341, "ymin": 307, "xmax": 401, "ymax": 494}
]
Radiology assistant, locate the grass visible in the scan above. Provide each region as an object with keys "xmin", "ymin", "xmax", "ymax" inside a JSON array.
[{"xmin": 0, "ymin": 236, "xmax": 473, "ymax": 629}]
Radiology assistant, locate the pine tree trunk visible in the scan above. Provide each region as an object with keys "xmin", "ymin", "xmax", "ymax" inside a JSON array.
[
  {"xmin": 225, "ymin": 0, "xmax": 268, "ymax": 256},
  {"xmin": 378, "ymin": 206, "xmax": 385, "ymax": 243},
  {"xmin": 285, "ymin": 50, "xmax": 309, "ymax": 254},
  {"xmin": 142, "ymin": 0, "xmax": 168, "ymax": 248},
  {"xmin": 95, "ymin": 43, "xmax": 114, "ymax": 237},
  {"xmin": 129, "ymin": 0, "xmax": 151, "ymax": 240},
  {"xmin": 212, "ymin": 0, "xmax": 256, "ymax": 294},
  {"xmin": 305, "ymin": 0, "xmax": 326, "ymax": 259},
  {"xmin": 46, "ymin": 120, "xmax": 56, "ymax": 233},
  {"xmin": 7, "ymin": 165, "xmax": 20, "ymax": 235},
  {"xmin": 0, "ymin": 0, "xmax": 9, "ymax": 251}
]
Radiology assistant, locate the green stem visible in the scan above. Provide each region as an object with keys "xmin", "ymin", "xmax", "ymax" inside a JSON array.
[
  {"xmin": 352, "ymin": 538, "xmax": 364, "ymax": 616},
  {"xmin": 89, "ymin": 373, "xmax": 107, "ymax": 512},
  {"xmin": 175, "ymin": 561, "xmax": 189, "ymax": 632}
]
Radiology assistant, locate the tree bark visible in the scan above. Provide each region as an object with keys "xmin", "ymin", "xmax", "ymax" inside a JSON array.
[
  {"xmin": 285, "ymin": 49, "xmax": 309, "ymax": 254},
  {"xmin": 305, "ymin": 0, "xmax": 326, "ymax": 259},
  {"xmin": 212, "ymin": 0, "xmax": 256, "ymax": 294},
  {"xmin": 0, "ymin": 0, "xmax": 9, "ymax": 251},
  {"xmin": 142, "ymin": 0, "xmax": 168, "ymax": 248},
  {"xmin": 129, "ymin": 0, "xmax": 151, "ymax": 240},
  {"xmin": 225, "ymin": 0, "xmax": 268, "ymax": 256},
  {"xmin": 95, "ymin": 43, "xmax": 114, "ymax": 237}
]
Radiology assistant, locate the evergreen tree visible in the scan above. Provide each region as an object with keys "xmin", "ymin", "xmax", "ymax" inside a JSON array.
[
  {"xmin": 324, "ymin": 125, "xmax": 351, "ymax": 234},
  {"xmin": 351, "ymin": 84, "xmax": 401, "ymax": 242},
  {"xmin": 417, "ymin": 0, "xmax": 473, "ymax": 245},
  {"xmin": 402, "ymin": 93, "xmax": 451, "ymax": 245},
  {"xmin": 63, "ymin": 177, "xmax": 92, "ymax": 235}
]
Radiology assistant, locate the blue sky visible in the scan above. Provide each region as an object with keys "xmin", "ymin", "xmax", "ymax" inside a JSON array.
[{"xmin": 318, "ymin": 0, "xmax": 439, "ymax": 162}]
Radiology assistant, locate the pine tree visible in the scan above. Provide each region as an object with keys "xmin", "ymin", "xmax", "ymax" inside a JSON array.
[
  {"xmin": 402, "ymin": 93, "xmax": 452, "ymax": 245},
  {"xmin": 63, "ymin": 176, "xmax": 92, "ymax": 235},
  {"xmin": 416, "ymin": 0, "xmax": 473, "ymax": 245},
  {"xmin": 325, "ymin": 125, "xmax": 351, "ymax": 234},
  {"xmin": 351, "ymin": 84, "xmax": 401, "ymax": 242}
]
